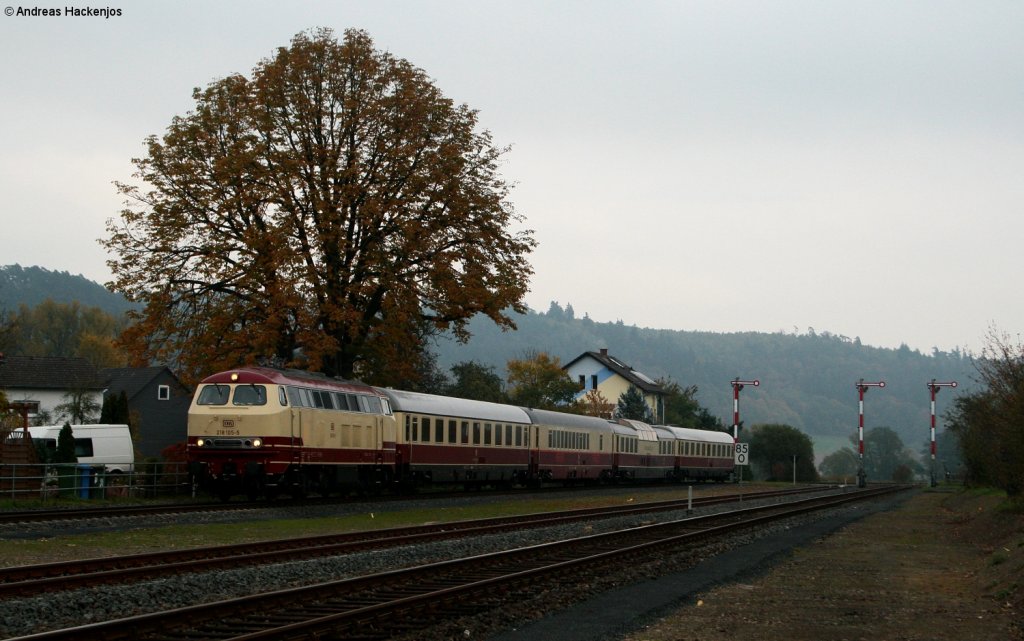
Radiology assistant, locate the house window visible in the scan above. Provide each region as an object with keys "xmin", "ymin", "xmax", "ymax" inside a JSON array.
[
  {"xmin": 9, "ymin": 400, "xmax": 40, "ymax": 416},
  {"xmin": 157, "ymin": 385, "xmax": 170, "ymax": 401},
  {"xmin": 591, "ymin": 374, "xmax": 598, "ymax": 390},
  {"xmin": 578, "ymin": 375, "xmax": 585, "ymax": 390}
]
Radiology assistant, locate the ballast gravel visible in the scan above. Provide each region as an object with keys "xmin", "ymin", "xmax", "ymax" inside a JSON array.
[{"xmin": 0, "ymin": 489, "xmax": 860, "ymax": 639}]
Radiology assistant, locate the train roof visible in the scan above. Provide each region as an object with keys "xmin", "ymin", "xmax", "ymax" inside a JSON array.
[
  {"xmin": 659, "ymin": 425, "xmax": 735, "ymax": 443},
  {"xmin": 378, "ymin": 388, "xmax": 532, "ymax": 423},
  {"xmin": 615, "ymin": 418, "xmax": 659, "ymax": 441},
  {"xmin": 199, "ymin": 367, "xmax": 382, "ymax": 395},
  {"xmin": 520, "ymin": 408, "xmax": 617, "ymax": 432}
]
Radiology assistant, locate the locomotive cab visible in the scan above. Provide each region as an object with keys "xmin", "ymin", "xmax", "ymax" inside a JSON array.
[{"xmin": 187, "ymin": 368, "xmax": 396, "ymax": 499}]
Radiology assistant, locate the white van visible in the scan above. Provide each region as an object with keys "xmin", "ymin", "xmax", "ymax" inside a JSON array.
[{"xmin": 29, "ymin": 424, "xmax": 135, "ymax": 473}]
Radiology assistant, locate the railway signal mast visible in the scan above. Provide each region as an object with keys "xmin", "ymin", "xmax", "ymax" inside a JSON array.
[
  {"xmin": 927, "ymin": 379, "xmax": 957, "ymax": 487},
  {"xmin": 730, "ymin": 377, "xmax": 760, "ymax": 443},
  {"xmin": 855, "ymin": 379, "xmax": 885, "ymax": 488}
]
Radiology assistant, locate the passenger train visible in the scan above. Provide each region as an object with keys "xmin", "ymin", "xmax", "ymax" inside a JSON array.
[{"xmin": 186, "ymin": 367, "xmax": 735, "ymax": 499}]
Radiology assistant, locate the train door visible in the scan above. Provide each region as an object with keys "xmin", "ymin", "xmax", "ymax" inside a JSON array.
[
  {"xmin": 290, "ymin": 407, "xmax": 303, "ymax": 464},
  {"xmin": 528, "ymin": 425, "xmax": 540, "ymax": 482}
]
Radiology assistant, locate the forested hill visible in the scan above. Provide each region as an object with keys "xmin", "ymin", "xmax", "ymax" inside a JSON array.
[
  {"xmin": 5, "ymin": 265, "xmax": 977, "ymax": 458},
  {"xmin": 434, "ymin": 304, "xmax": 977, "ymax": 457},
  {"xmin": 0, "ymin": 265, "xmax": 133, "ymax": 316}
]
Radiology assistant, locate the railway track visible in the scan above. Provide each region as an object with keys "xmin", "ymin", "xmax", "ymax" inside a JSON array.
[
  {"xmin": 6, "ymin": 485, "xmax": 905, "ymax": 641},
  {"xmin": 0, "ymin": 486, "xmax": 821, "ymax": 598},
  {"xmin": 0, "ymin": 482, "xmax": 731, "ymax": 526}
]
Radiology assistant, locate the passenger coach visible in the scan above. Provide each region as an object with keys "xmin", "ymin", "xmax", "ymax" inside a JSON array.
[{"xmin": 382, "ymin": 388, "xmax": 533, "ymax": 486}]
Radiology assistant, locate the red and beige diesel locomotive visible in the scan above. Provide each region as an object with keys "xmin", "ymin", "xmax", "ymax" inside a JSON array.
[{"xmin": 186, "ymin": 367, "xmax": 736, "ymax": 499}]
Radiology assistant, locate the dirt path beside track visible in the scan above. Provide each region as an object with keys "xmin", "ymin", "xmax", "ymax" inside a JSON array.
[{"xmin": 622, "ymin": 489, "xmax": 1022, "ymax": 641}]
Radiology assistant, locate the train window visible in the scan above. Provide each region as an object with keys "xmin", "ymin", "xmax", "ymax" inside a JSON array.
[
  {"xmin": 494, "ymin": 424, "xmax": 502, "ymax": 446},
  {"xmin": 434, "ymin": 419, "xmax": 444, "ymax": 443},
  {"xmin": 197, "ymin": 385, "xmax": 230, "ymax": 405},
  {"xmin": 525, "ymin": 428, "xmax": 530, "ymax": 447},
  {"xmin": 365, "ymin": 396, "xmax": 383, "ymax": 414},
  {"xmin": 233, "ymin": 385, "xmax": 267, "ymax": 406},
  {"xmin": 309, "ymin": 391, "xmax": 321, "ymax": 408},
  {"xmin": 421, "ymin": 417, "xmax": 431, "ymax": 442},
  {"xmin": 448, "ymin": 419, "xmax": 457, "ymax": 443},
  {"xmin": 404, "ymin": 415, "xmax": 412, "ymax": 441},
  {"xmin": 461, "ymin": 421, "xmax": 470, "ymax": 445},
  {"xmin": 484, "ymin": 423, "xmax": 492, "ymax": 445},
  {"xmin": 315, "ymin": 391, "xmax": 331, "ymax": 409},
  {"xmin": 599, "ymin": 434, "xmax": 603, "ymax": 450},
  {"xmin": 515, "ymin": 426, "xmax": 523, "ymax": 447},
  {"xmin": 279, "ymin": 387, "xmax": 288, "ymax": 406},
  {"xmin": 410, "ymin": 416, "xmax": 419, "ymax": 442},
  {"xmin": 380, "ymin": 398, "xmax": 392, "ymax": 415},
  {"xmin": 473, "ymin": 422, "xmax": 481, "ymax": 445},
  {"xmin": 505, "ymin": 425, "xmax": 513, "ymax": 446}
]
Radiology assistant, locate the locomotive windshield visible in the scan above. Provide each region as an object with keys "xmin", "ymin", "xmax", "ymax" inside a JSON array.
[
  {"xmin": 196, "ymin": 384, "xmax": 230, "ymax": 405},
  {"xmin": 233, "ymin": 385, "xmax": 267, "ymax": 406}
]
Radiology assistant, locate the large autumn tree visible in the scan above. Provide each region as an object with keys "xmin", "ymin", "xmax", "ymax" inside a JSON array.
[{"xmin": 104, "ymin": 28, "xmax": 535, "ymax": 384}]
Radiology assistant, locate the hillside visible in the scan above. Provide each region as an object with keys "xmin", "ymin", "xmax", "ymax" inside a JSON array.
[
  {"xmin": 433, "ymin": 305, "xmax": 977, "ymax": 458},
  {"xmin": 4, "ymin": 265, "xmax": 977, "ymax": 459},
  {"xmin": 0, "ymin": 265, "xmax": 133, "ymax": 317}
]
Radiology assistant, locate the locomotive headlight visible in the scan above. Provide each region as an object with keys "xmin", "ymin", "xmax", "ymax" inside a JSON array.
[
  {"xmin": 252, "ymin": 438, "xmax": 263, "ymax": 448},
  {"xmin": 196, "ymin": 438, "xmax": 207, "ymax": 447}
]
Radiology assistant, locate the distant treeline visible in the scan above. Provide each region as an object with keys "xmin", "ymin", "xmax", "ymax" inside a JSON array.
[
  {"xmin": 1, "ymin": 266, "xmax": 979, "ymax": 458},
  {"xmin": 433, "ymin": 302, "xmax": 977, "ymax": 457},
  {"xmin": 0, "ymin": 265, "xmax": 134, "ymax": 317}
]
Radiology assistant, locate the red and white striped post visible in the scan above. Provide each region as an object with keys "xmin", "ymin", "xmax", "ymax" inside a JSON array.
[
  {"xmin": 927, "ymin": 379, "xmax": 957, "ymax": 487},
  {"xmin": 855, "ymin": 379, "xmax": 885, "ymax": 487},
  {"xmin": 730, "ymin": 377, "xmax": 760, "ymax": 442},
  {"xmin": 730, "ymin": 378, "xmax": 759, "ymax": 484}
]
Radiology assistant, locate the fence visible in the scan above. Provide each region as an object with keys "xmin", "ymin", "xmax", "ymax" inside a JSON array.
[{"xmin": 0, "ymin": 462, "xmax": 192, "ymax": 501}]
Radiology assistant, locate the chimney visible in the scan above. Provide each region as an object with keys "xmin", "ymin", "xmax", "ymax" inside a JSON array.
[{"xmin": 599, "ymin": 348, "xmax": 608, "ymax": 357}]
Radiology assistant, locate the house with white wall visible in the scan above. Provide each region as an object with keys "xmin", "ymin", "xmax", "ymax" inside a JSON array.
[
  {"xmin": 0, "ymin": 355, "xmax": 103, "ymax": 425},
  {"xmin": 563, "ymin": 348, "xmax": 666, "ymax": 422}
]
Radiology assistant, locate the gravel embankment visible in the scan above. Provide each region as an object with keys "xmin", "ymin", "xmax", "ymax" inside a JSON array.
[{"xmin": 0, "ymin": 489, "xmax": 856, "ymax": 639}]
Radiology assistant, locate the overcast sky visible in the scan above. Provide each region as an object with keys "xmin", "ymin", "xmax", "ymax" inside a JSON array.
[{"xmin": 2, "ymin": 1, "xmax": 1021, "ymax": 354}]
